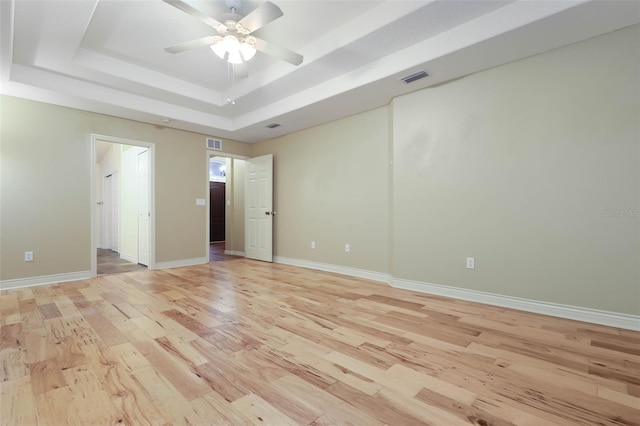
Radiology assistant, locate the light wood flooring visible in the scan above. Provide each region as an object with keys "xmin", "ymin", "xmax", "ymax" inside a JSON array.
[
  {"xmin": 1, "ymin": 256, "xmax": 639, "ymax": 425},
  {"xmin": 209, "ymin": 242, "xmax": 238, "ymax": 262}
]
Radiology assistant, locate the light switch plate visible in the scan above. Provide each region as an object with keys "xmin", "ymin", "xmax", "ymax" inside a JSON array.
[{"xmin": 196, "ymin": 198, "xmax": 206, "ymax": 206}]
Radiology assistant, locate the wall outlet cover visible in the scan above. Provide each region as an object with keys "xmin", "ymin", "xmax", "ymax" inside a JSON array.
[{"xmin": 466, "ymin": 257, "xmax": 475, "ymax": 269}]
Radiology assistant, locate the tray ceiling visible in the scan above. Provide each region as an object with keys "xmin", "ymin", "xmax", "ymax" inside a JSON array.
[{"xmin": 1, "ymin": 0, "xmax": 638, "ymax": 143}]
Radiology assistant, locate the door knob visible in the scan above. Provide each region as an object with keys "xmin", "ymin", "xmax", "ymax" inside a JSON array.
[{"xmin": 264, "ymin": 211, "xmax": 276, "ymax": 216}]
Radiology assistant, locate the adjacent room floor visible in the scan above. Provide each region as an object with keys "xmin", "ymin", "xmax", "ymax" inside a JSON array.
[
  {"xmin": 97, "ymin": 243, "xmax": 233, "ymax": 276},
  {"xmin": 2, "ymin": 255, "xmax": 638, "ymax": 425},
  {"xmin": 97, "ymin": 248, "xmax": 147, "ymax": 275}
]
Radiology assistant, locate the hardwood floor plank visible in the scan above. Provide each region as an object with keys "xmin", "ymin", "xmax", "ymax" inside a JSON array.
[
  {"xmin": 81, "ymin": 343, "xmax": 167, "ymax": 425},
  {"xmin": 326, "ymin": 381, "xmax": 425, "ymax": 425},
  {"xmin": 127, "ymin": 328, "xmax": 212, "ymax": 401},
  {"xmin": 54, "ymin": 335, "xmax": 86, "ymax": 371},
  {"xmin": 415, "ymin": 387, "xmax": 517, "ymax": 426},
  {"xmin": 29, "ymin": 358, "xmax": 66, "ymax": 395},
  {"xmin": 270, "ymin": 374, "xmax": 383, "ymax": 426},
  {"xmin": 0, "ymin": 294, "xmax": 20, "ymax": 326},
  {"xmin": 1, "ymin": 250, "xmax": 638, "ymax": 425},
  {"xmin": 61, "ymin": 364, "xmax": 122, "ymax": 424},
  {"xmin": 193, "ymin": 360, "xmax": 251, "ymax": 402},
  {"xmin": 191, "ymin": 391, "xmax": 252, "ymax": 426},
  {"xmin": 231, "ymin": 392, "xmax": 299, "ymax": 425},
  {"xmin": 33, "ymin": 386, "xmax": 74, "ymax": 426},
  {"xmin": 37, "ymin": 302, "xmax": 62, "ymax": 320},
  {"xmin": 130, "ymin": 364, "xmax": 205, "ymax": 425},
  {"xmin": 0, "ymin": 376, "xmax": 38, "ymax": 426}
]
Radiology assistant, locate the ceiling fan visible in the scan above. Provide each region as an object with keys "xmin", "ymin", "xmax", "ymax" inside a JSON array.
[{"xmin": 163, "ymin": 0, "xmax": 303, "ymax": 78}]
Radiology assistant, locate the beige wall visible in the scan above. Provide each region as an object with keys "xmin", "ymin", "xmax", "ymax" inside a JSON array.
[
  {"xmin": 249, "ymin": 25, "xmax": 638, "ymax": 315},
  {"xmin": 250, "ymin": 107, "xmax": 390, "ymax": 273},
  {"xmin": 0, "ymin": 96, "xmax": 249, "ymax": 280},
  {"xmin": 391, "ymin": 25, "xmax": 639, "ymax": 315}
]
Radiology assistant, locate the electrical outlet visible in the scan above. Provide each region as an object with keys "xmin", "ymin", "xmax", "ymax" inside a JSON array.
[
  {"xmin": 466, "ymin": 257, "xmax": 475, "ymax": 269},
  {"xmin": 345, "ymin": 243, "xmax": 350, "ymax": 253},
  {"xmin": 311, "ymin": 241, "xmax": 316, "ymax": 249},
  {"xmin": 25, "ymin": 251, "xmax": 33, "ymax": 262}
]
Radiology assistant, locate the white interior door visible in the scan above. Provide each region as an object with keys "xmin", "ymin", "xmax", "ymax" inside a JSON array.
[
  {"xmin": 245, "ymin": 154, "xmax": 273, "ymax": 262},
  {"xmin": 108, "ymin": 172, "xmax": 120, "ymax": 253},
  {"xmin": 138, "ymin": 149, "xmax": 150, "ymax": 266},
  {"xmin": 103, "ymin": 175, "xmax": 111, "ymax": 250}
]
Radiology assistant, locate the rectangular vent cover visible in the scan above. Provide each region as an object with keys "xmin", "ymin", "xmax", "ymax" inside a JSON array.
[
  {"xmin": 206, "ymin": 138, "xmax": 222, "ymax": 150},
  {"xmin": 401, "ymin": 70, "xmax": 429, "ymax": 84},
  {"xmin": 265, "ymin": 123, "xmax": 281, "ymax": 129}
]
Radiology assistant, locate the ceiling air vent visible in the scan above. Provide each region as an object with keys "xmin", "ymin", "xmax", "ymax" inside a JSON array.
[
  {"xmin": 206, "ymin": 138, "xmax": 222, "ymax": 150},
  {"xmin": 265, "ymin": 123, "xmax": 281, "ymax": 129},
  {"xmin": 401, "ymin": 70, "xmax": 429, "ymax": 84}
]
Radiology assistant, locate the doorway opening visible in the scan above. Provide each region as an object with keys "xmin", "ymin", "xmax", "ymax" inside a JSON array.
[
  {"xmin": 92, "ymin": 134, "xmax": 155, "ymax": 276},
  {"xmin": 209, "ymin": 156, "xmax": 227, "ymax": 261},
  {"xmin": 207, "ymin": 153, "xmax": 247, "ymax": 262}
]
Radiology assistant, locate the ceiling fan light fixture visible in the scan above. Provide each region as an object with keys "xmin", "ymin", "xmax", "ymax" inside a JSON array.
[
  {"xmin": 211, "ymin": 41, "xmax": 227, "ymax": 59},
  {"xmin": 210, "ymin": 33, "xmax": 255, "ymax": 63},
  {"xmin": 227, "ymin": 50, "xmax": 243, "ymax": 64},
  {"xmin": 239, "ymin": 42, "xmax": 256, "ymax": 61},
  {"xmin": 223, "ymin": 35, "xmax": 240, "ymax": 52}
]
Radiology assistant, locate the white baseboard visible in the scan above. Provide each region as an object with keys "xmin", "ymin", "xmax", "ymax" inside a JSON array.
[
  {"xmin": 120, "ymin": 253, "xmax": 138, "ymax": 263},
  {"xmin": 3, "ymin": 256, "xmax": 637, "ymax": 331},
  {"xmin": 224, "ymin": 250, "xmax": 245, "ymax": 256},
  {"xmin": 273, "ymin": 256, "xmax": 639, "ymax": 331},
  {"xmin": 274, "ymin": 256, "xmax": 391, "ymax": 284},
  {"xmin": 391, "ymin": 278, "xmax": 640, "ymax": 331},
  {"xmin": 0, "ymin": 271, "xmax": 92, "ymax": 290},
  {"xmin": 154, "ymin": 257, "xmax": 209, "ymax": 270}
]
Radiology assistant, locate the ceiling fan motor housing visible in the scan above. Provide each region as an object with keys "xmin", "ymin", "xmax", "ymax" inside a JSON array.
[{"xmin": 225, "ymin": 0, "xmax": 243, "ymax": 13}]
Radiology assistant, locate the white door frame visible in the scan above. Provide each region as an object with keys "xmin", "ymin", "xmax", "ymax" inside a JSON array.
[
  {"xmin": 204, "ymin": 151, "xmax": 248, "ymax": 260},
  {"xmin": 104, "ymin": 171, "xmax": 120, "ymax": 252},
  {"xmin": 138, "ymin": 149, "xmax": 150, "ymax": 266},
  {"xmin": 91, "ymin": 134, "xmax": 156, "ymax": 276}
]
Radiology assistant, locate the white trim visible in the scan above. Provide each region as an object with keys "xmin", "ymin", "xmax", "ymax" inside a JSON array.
[
  {"xmin": 120, "ymin": 253, "xmax": 138, "ymax": 263},
  {"xmin": 224, "ymin": 250, "xmax": 245, "ymax": 256},
  {"xmin": 273, "ymin": 256, "xmax": 391, "ymax": 284},
  {"xmin": 0, "ymin": 271, "xmax": 92, "ymax": 290},
  {"xmin": 154, "ymin": 257, "xmax": 209, "ymax": 270},
  {"xmin": 272, "ymin": 256, "xmax": 639, "ymax": 331},
  {"xmin": 391, "ymin": 278, "xmax": 640, "ymax": 331}
]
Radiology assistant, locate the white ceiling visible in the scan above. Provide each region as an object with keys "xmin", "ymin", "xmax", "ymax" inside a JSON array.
[{"xmin": 1, "ymin": 0, "xmax": 638, "ymax": 143}]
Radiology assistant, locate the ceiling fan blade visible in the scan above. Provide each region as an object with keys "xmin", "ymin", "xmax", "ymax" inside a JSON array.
[
  {"xmin": 164, "ymin": 36, "xmax": 219, "ymax": 54},
  {"xmin": 253, "ymin": 37, "xmax": 303, "ymax": 66},
  {"xmin": 163, "ymin": 0, "xmax": 223, "ymax": 30},
  {"xmin": 233, "ymin": 62, "xmax": 249, "ymax": 79},
  {"xmin": 238, "ymin": 1, "xmax": 283, "ymax": 33}
]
